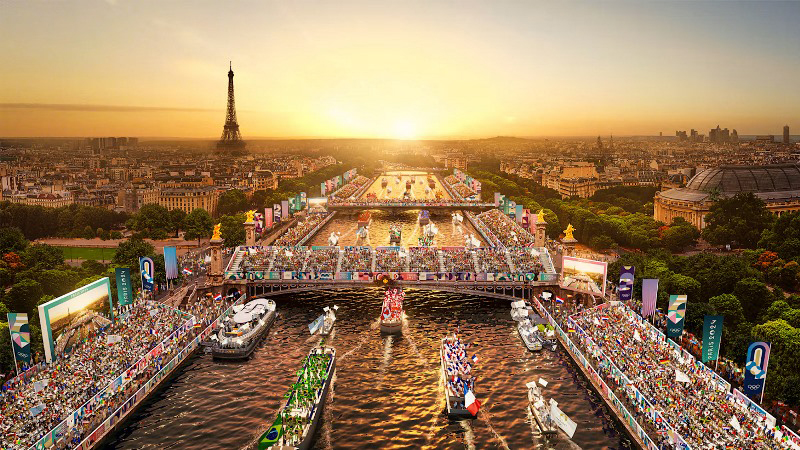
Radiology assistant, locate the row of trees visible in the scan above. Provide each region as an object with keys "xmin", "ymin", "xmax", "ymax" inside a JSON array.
[
  {"xmin": 0, "ymin": 228, "xmax": 160, "ymax": 371},
  {"xmin": 0, "ymin": 202, "xmax": 128, "ymax": 241},
  {"xmin": 467, "ymin": 169, "xmax": 700, "ymax": 253}
]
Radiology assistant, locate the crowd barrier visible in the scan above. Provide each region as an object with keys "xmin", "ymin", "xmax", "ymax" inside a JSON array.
[
  {"xmin": 464, "ymin": 211, "xmax": 503, "ymax": 249},
  {"xmin": 296, "ymin": 211, "xmax": 336, "ymax": 247},
  {"xmin": 530, "ymin": 297, "xmax": 667, "ymax": 450}
]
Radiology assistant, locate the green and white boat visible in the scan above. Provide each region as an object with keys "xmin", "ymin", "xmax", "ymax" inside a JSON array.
[{"xmin": 258, "ymin": 346, "xmax": 336, "ymax": 450}]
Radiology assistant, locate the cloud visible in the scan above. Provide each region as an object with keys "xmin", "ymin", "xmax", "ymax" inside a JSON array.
[{"xmin": 0, "ymin": 103, "xmax": 213, "ymax": 113}]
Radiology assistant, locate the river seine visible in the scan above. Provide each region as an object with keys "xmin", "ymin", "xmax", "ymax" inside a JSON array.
[{"xmin": 104, "ymin": 289, "xmax": 632, "ymax": 449}]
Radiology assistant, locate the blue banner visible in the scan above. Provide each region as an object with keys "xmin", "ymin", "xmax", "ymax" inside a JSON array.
[
  {"xmin": 139, "ymin": 256, "xmax": 154, "ymax": 292},
  {"xmin": 115, "ymin": 267, "xmax": 133, "ymax": 306},
  {"xmin": 743, "ymin": 341, "xmax": 771, "ymax": 398},
  {"xmin": 163, "ymin": 246, "xmax": 178, "ymax": 280},
  {"xmin": 701, "ymin": 315, "xmax": 724, "ymax": 363}
]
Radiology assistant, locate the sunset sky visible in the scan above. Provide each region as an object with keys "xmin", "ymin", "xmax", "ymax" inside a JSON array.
[{"xmin": 1, "ymin": 1, "xmax": 798, "ymax": 139}]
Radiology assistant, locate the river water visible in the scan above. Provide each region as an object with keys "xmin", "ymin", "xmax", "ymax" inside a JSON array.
[
  {"xmin": 104, "ymin": 289, "xmax": 632, "ymax": 450},
  {"xmin": 307, "ymin": 210, "xmax": 486, "ymax": 248}
]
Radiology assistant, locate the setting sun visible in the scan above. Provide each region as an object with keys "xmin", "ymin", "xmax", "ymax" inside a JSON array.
[{"xmin": 393, "ymin": 120, "xmax": 418, "ymax": 140}]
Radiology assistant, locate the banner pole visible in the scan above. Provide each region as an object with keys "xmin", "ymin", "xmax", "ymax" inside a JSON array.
[
  {"xmin": 8, "ymin": 322, "xmax": 18, "ymax": 376},
  {"xmin": 761, "ymin": 376, "xmax": 767, "ymax": 405}
]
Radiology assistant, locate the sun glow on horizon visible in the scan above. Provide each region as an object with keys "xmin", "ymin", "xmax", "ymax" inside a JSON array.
[
  {"xmin": 0, "ymin": 1, "xmax": 798, "ymax": 137},
  {"xmin": 393, "ymin": 120, "xmax": 418, "ymax": 140}
]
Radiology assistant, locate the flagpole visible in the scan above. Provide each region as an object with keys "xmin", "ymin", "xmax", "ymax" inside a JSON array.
[
  {"xmin": 8, "ymin": 323, "xmax": 18, "ymax": 376},
  {"xmin": 760, "ymin": 375, "xmax": 767, "ymax": 405}
]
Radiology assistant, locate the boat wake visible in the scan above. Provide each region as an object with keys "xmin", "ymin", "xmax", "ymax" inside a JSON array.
[
  {"xmin": 459, "ymin": 419, "xmax": 476, "ymax": 450},
  {"xmin": 402, "ymin": 317, "xmax": 432, "ymax": 368},
  {"xmin": 478, "ymin": 406, "xmax": 511, "ymax": 450},
  {"xmin": 375, "ymin": 335, "xmax": 393, "ymax": 390},
  {"xmin": 339, "ymin": 320, "xmax": 377, "ymax": 362},
  {"xmin": 319, "ymin": 370, "xmax": 337, "ymax": 450}
]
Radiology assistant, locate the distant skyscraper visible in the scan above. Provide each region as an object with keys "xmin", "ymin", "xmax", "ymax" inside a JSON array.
[
  {"xmin": 785, "ymin": 125, "xmax": 791, "ymax": 144},
  {"xmin": 217, "ymin": 62, "xmax": 246, "ymax": 154},
  {"xmin": 709, "ymin": 125, "xmax": 730, "ymax": 144}
]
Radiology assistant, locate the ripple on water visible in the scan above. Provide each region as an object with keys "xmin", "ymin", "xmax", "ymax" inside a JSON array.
[{"xmin": 104, "ymin": 289, "xmax": 632, "ymax": 449}]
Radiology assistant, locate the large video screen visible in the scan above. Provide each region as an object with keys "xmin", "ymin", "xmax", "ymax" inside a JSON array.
[
  {"xmin": 307, "ymin": 197, "xmax": 328, "ymax": 214},
  {"xmin": 38, "ymin": 277, "xmax": 113, "ymax": 363},
  {"xmin": 560, "ymin": 256, "xmax": 608, "ymax": 296}
]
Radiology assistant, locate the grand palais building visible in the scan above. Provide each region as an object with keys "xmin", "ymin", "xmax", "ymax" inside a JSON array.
[{"xmin": 654, "ymin": 163, "xmax": 800, "ymax": 229}]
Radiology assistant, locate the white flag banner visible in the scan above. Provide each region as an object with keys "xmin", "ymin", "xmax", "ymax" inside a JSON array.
[
  {"xmin": 633, "ymin": 330, "xmax": 642, "ymax": 342},
  {"xmin": 675, "ymin": 369, "xmax": 691, "ymax": 383},
  {"xmin": 511, "ymin": 300, "xmax": 525, "ymax": 309},
  {"xmin": 550, "ymin": 402, "xmax": 578, "ymax": 438},
  {"xmin": 538, "ymin": 377, "xmax": 548, "ymax": 387},
  {"xmin": 730, "ymin": 415, "xmax": 741, "ymax": 432}
]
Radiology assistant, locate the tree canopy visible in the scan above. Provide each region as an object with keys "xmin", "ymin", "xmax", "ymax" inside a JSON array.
[{"xmin": 702, "ymin": 192, "xmax": 774, "ymax": 248}]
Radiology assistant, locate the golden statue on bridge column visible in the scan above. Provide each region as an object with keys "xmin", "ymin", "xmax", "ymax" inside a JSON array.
[
  {"xmin": 245, "ymin": 209, "xmax": 256, "ymax": 223},
  {"xmin": 212, "ymin": 223, "xmax": 222, "ymax": 240},
  {"xmin": 537, "ymin": 209, "xmax": 545, "ymax": 222},
  {"xmin": 563, "ymin": 224, "xmax": 575, "ymax": 240}
]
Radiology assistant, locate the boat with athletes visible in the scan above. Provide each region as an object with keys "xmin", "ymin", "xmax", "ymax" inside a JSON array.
[
  {"xmin": 427, "ymin": 176, "xmax": 436, "ymax": 189},
  {"xmin": 381, "ymin": 177, "xmax": 388, "ymax": 188},
  {"xmin": 380, "ymin": 288, "xmax": 404, "ymax": 333},
  {"xmin": 406, "ymin": 180, "xmax": 412, "ymax": 191},
  {"xmin": 418, "ymin": 210, "xmax": 430, "ymax": 225},
  {"xmin": 440, "ymin": 334, "xmax": 481, "ymax": 419},
  {"xmin": 389, "ymin": 225, "xmax": 402, "ymax": 245},
  {"xmin": 527, "ymin": 380, "xmax": 557, "ymax": 436},
  {"xmin": 258, "ymin": 346, "xmax": 336, "ymax": 450},
  {"xmin": 518, "ymin": 319, "xmax": 543, "ymax": 351},
  {"xmin": 204, "ymin": 298, "xmax": 277, "ymax": 360},
  {"xmin": 357, "ymin": 211, "xmax": 371, "ymax": 229}
]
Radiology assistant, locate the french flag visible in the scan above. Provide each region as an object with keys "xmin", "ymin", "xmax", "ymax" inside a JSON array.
[
  {"xmin": 555, "ymin": 296, "xmax": 564, "ymax": 304},
  {"xmin": 471, "ymin": 354, "xmax": 478, "ymax": 364},
  {"xmin": 214, "ymin": 293, "xmax": 223, "ymax": 302},
  {"xmin": 465, "ymin": 389, "xmax": 481, "ymax": 416}
]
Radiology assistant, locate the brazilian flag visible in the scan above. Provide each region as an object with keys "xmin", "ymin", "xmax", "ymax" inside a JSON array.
[{"xmin": 258, "ymin": 414, "xmax": 283, "ymax": 449}]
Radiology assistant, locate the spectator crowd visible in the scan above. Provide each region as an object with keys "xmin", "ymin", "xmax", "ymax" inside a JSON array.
[
  {"xmin": 570, "ymin": 303, "xmax": 791, "ymax": 449},
  {"xmin": 0, "ymin": 301, "xmax": 195, "ymax": 448},
  {"xmin": 409, "ymin": 247, "xmax": 440, "ymax": 272}
]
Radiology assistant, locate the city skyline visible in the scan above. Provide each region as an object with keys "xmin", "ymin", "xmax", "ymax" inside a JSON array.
[{"xmin": 1, "ymin": 1, "xmax": 799, "ymax": 139}]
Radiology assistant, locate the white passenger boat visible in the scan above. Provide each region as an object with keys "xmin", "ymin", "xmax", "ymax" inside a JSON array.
[
  {"xmin": 518, "ymin": 319, "xmax": 543, "ymax": 351},
  {"xmin": 510, "ymin": 299, "xmax": 532, "ymax": 322},
  {"xmin": 205, "ymin": 299, "xmax": 277, "ymax": 360}
]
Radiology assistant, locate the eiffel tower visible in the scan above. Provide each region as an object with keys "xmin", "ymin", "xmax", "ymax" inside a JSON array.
[{"xmin": 216, "ymin": 62, "xmax": 246, "ymax": 154}]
